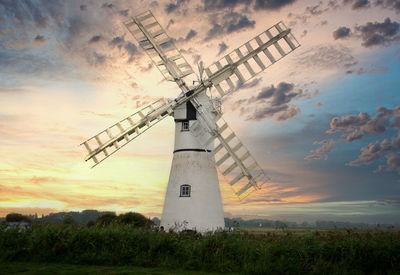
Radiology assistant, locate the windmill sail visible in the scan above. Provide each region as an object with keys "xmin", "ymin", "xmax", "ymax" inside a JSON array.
[
  {"xmin": 189, "ymin": 97, "xmax": 268, "ymax": 199},
  {"xmin": 204, "ymin": 21, "xmax": 300, "ymax": 98},
  {"xmin": 81, "ymin": 99, "xmax": 173, "ymax": 167},
  {"xmin": 124, "ymin": 10, "xmax": 195, "ymax": 82},
  {"xmin": 213, "ymin": 117, "xmax": 268, "ymax": 199}
]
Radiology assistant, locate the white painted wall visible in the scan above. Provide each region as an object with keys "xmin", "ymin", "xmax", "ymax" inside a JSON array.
[{"xmin": 160, "ymin": 93, "xmax": 225, "ymax": 232}]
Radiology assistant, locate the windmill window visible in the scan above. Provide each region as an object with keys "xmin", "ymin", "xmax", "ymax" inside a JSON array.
[
  {"xmin": 181, "ymin": 121, "xmax": 189, "ymax": 131},
  {"xmin": 180, "ymin": 184, "xmax": 191, "ymax": 197}
]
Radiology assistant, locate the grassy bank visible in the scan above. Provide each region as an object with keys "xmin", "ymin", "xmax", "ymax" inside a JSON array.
[{"xmin": 1, "ymin": 224, "xmax": 399, "ymax": 274}]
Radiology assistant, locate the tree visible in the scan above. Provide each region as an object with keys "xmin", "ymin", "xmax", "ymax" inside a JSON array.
[
  {"xmin": 116, "ymin": 212, "xmax": 154, "ymax": 228},
  {"xmin": 63, "ymin": 214, "xmax": 76, "ymax": 225},
  {"xmin": 96, "ymin": 213, "xmax": 117, "ymax": 226},
  {"xmin": 6, "ymin": 213, "xmax": 31, "ymax": 223}
]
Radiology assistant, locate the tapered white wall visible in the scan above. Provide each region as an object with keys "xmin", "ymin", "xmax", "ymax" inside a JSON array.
[{"xmin": 161, "ymin": 95, "xmax": 225, "ymax": 232}]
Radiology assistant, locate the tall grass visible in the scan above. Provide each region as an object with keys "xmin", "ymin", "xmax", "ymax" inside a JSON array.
[{"xmin": 0, "ymin": 224, "xmax": 399, "ymax": 274}]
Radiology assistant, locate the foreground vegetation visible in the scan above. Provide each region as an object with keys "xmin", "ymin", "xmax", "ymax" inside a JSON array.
[
  {"xmin": 1, "ymin": 223, "xmax": 399, "ymax": 274},
  {"xmin": 0, "ymin": 261, "xmax": 225, "ymax": 275}
]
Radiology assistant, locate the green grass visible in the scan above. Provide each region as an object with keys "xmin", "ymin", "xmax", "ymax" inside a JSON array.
[
  {"xmin": 0, "ymin": 224, "xmax": 399, "ymax": 274},
  {"xmin": 0, "ymin": 261, "xmax": 227, "ymax": 275}
]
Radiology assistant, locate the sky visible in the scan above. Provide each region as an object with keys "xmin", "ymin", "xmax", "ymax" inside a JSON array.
[{"xmin": 0, "ymin": 0, "xmax": 399, "ymax": 224}]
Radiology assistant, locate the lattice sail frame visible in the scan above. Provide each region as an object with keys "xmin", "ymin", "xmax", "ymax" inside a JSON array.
[
  {"xmin": 189, "ymin": 96, "xmax": 269, "ymax": 199},
  {"xmin": 82, "ymin": 99, "xmax": 172, "ymax": 167},
  {"xmin": 204, "ymin": 21, "xmax": 300, "ymax": 99},
  {"xmin": 124, "ymin": 10, "xmax": 195, "ymax": 81}
]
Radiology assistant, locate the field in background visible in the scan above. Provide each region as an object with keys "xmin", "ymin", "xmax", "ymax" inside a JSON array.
[{"xmin": 1, "ymin": 224, "xmax": 399, "ymax": 274}]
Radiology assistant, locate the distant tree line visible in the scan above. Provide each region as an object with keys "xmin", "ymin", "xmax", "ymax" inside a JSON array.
[
  {"xmin": 224, "ymin": 217, "xmax": 400, "ymax": 230},
  {"xmin": 1, "ymin": 210, "xmax": 399, "ymax": 229}
]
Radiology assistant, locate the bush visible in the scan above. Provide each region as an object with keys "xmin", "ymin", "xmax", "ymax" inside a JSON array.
[{"xmin": 0, "ymin": 225, "xmax": 399, "ymax": 274}]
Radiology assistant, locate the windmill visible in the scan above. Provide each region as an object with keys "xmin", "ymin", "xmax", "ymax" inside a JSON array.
[{"xmin": 81, "ymin": 10, "xmax": 300, "ymax": 232}]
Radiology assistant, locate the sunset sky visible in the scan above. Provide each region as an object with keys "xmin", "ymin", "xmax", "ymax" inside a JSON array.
[{"xmin": 0, "ymin": 0, "xmax": 399, "ymax": 224}]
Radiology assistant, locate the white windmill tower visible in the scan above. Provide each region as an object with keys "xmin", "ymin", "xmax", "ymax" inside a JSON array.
[{"xmin": 81, "ymin": 10, "xmax": 300, "ymax": 232}]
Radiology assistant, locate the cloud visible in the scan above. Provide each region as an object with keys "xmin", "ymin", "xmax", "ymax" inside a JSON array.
[
  {"xmin": 327, "ymin": 106, "xmax": 400, "ymax": 140},
  {"xmin": 165, "ymin": 0, "xmax": 188, "ymax": 13},
  {"xmin": 86, "ymin": 52, "xmax": 107, "ymax": 67},
  {"xmin": 344, "ymin": 0, "xmax": 370, "ymax": 9},
  {"xmin": 201, "ymin": 0, "xmax": 252, "ymax": 11},
  {"xmin": 316, "ymin": 102, "xmax": 324, "ymax": 107},
  {"xmin": 312, "ymin": 107, "xmax": 400, "ymax": 172},
  {"xmin": 345, "ymin": 129, "xmax": 364, "ymax": 142},
  {"xmin": 217, "ymin": 42, "xmax": 228, "ymax": 56},
  {"xmin": 375, "ymin": 0, "xmax": 400, "ymax": 13},
  {"xmin": 174, "ymin": 29, "xmax": 198, "ymax": 44},
  {"xmin": 33, "ymin": 34, "xmax": 49, "ymax": 44},
  {"xmin": 355, "ymin": 17, "xmax": 400, "ymax": 47},
  {"xmin": 204, "ymin": 12, "xmax": 255, "ymax": 41},
  {"xmin": 305, "ymin": 2, "xmax": 329, "ymax": 15},
  {"xmin": 254, "ymin": 0, "xmax": 297, "ymax": 10},
  {"xmin": 348, "ymin": 133, "xmax": 400, "ymax": 174},
  {"xmin": 88, "ymin": 35, "xmax": 102, "ymax": 44},
  {"xmin": 311, "ymin": 144, "xmax": 332, "ymax": 153},
  {"xmin": 102, "ymin": 3, "xmax": 114, "ymax": 9},
  {"xmin": 237, "ymin": 82, "xmax": 303, "ymax": 122},
  {"xmin": 304, "ymin": 154, "xmax": 328, "ymax": 160},
  {"xmin": 306, "ymin": 139, "xmax": 335, "ymax": 160},
  {"xmin": 124, "ymin": 42, "xmax": 138, "ymax": 63},
  {"xmin": 296, "ymin": 45, "xmax": 357, "ymax": 70},
  {"xmin": 79, "ymin": 5, "xmax": 87, "ymax": 11},
  {"xmin": 333, "ymin": 26, "xmax": 351, "ymax": 40}
]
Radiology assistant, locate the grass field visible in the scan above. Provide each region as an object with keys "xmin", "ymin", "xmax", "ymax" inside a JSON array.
[{"xmin": 1, "ymin": 224, "xmax": 399, "ymax": 274}]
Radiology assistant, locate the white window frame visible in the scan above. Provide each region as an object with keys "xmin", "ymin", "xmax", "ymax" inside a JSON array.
[{"xmin": 180, "ymin": 184, "xmax": 191, "ymax": 197}]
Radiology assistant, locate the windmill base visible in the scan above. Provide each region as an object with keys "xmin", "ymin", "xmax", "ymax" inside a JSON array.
[{"xmin": 160, "ymin": 150, "xmax": 225, "ymax": 233}]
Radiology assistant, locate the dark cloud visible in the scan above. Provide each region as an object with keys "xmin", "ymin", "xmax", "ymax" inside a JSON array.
[
  {"xmin": 109, "ymin": 36, "xmax": 125, "ymax": 49},
  {"xmin": 255, "ymin": 82, "xmax": 298, "ymax": 106},
  {"xmin": 217, "ymin": 42, "xmax": 228, "ymax": 56},
  {"xmin": 172, "ymin": 29, "xmax": 198, "ymax": 44},
  {"xmin": 80, "ymin": 5, "xmax": 87, "ymax": 11},
  {"xmin": 355, "ymin": 18, "xmax": 400, "ymax": 47},
  {"xmin": 102, "ymin": 3, "xmax": 114, "ymax": 9},
  {"xmin": 237, "ymin": 82, "xmax": 303, "ymax": 122},
  {"xmin": 305, "ymin": 2, "xmax": 329, "ymax": 15},
  {"xmin": 201, "ymin": 0, "xmax": 252, "ymax": 11},
  {"xmin": 254, "ymin": 0, "xmax": 296, "ymax": 10},
  {"xmin": 185, "ymin": 29, "xmax": 197, "ymax": 41},
  {"xmin": 344, "ymin": 0, "xmax": 370, "ymax": 9},
  {"xmin": 375, "ymin": 0, "xmax": 400, "ymax": 12},
  {"xmin": 33, "ymin": 34, "xmax": 48, "ymax": 44},
  {"xmin": 316, "ymin": 102, "xmax": 324, "ymax": 107},
  {"xmin": 124, "ymin": 42, "xmax": 138, "ymax": 63},
  {"xmin": 205, "ymin": 12, "xmax": 255, "ymax": 41},
  {"xmin": 89, "ymin": 35, "xmax": 102, "ymax": 44},
  {"xmin": 165, "ymin": 0, "xmax": 187, "ymax": 13},
  {"xmin": 120, "ymin": 9, "xmax": 129, "ymax": 17},
  {"xmin": 166, "ymin": 19, "xmax": 174, "ymax": 30},
  {"xmin": 333, "ymin": 26, "xmax": 351, "ymax": 40}
]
